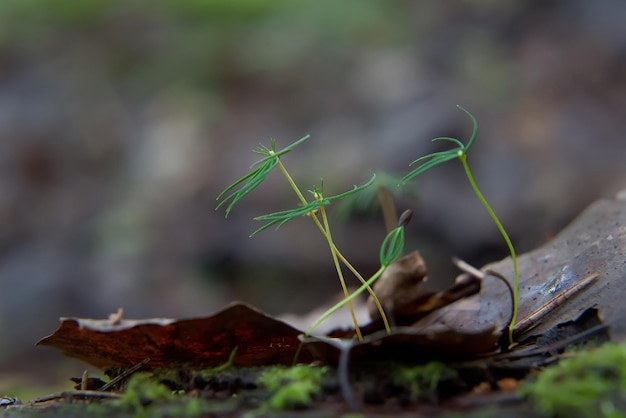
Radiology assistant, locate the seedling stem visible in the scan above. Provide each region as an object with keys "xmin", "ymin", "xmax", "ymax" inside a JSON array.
[
  {"xmin": 401, "ymin": 106, "xmax": 520, "ymax": 344},
  {"xmin": 217, "ymin": 136, "xmax": 396, "ymax": 341},
  {"xmin": 317, "ymin": 189, "xmax": 362, "ymax": 340},
  {"xmin": 458, "ymin": 152, "xmax": 519, "ymax": 342},
  {"xmin": 275, "ymin": 158, "xmax": 392, "ymax": 339}
]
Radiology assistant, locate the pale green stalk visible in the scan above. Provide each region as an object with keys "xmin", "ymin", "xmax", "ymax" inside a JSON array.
[
  {"xmin": 318, "ymin": 202, "xmax": 362, "ymax": 341},
  {"xmin": 458, "ymin": 154, "xmax": 519, "ymax": 343},
  {"xmin": 400, "ymin": 106, "xmax": 520, "ymax": 345},
  {"xmin": 275, "ymin": 158, "xmax": 391, "ymax": 339},
  {"xmin": 306, "ymin": 224, "xmax": 404, "ymax": 336},
  {"xmin": 307, "ymin": 266, "xmax": 386, "ymax": 336}
]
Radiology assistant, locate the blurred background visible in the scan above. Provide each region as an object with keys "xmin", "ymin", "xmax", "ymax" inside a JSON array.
[{"xmin": 1, "ymin": 0, "xmax": 625, "ymax": 397}]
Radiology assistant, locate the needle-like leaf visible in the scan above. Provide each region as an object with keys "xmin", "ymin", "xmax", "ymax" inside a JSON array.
[
  {"xmin": 325, "ymin": 174, "xmax": 377, "ymax": 202},
  {"xmin": 251, "ymin": 200, "xmax": 327, "ymax": 237},
  {"xmin": 216, "ymin": 135, "xmax": 311, "ymax": 217},
  {"xmin": 216, "ymin": 160, "xmax": 276, "ymax": 217},
  {"xmin": 400, "ymin": 152, "xmax": 458, "ymax": 184},
  {"xmin": 250, "ymin": 174, "xmax": 376, "ymax": 236},
  {"xmin": 399, "ymin": 105, "xmax": 478, "ymax": 186}
]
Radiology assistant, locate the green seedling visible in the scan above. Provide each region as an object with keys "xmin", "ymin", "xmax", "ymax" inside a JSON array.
[
  {"xmin": 400, "ymin": 106, "xmax": 519, "ymax": 344},
  {"xmin": 217, "ymin": 136, "xmax": 406, "ymax": 340}
]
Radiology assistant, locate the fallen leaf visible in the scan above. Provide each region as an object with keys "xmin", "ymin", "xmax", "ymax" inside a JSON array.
[
  {"xmin": 367, "ymin": 250, "xmax": 429, "ymax": 321},
  {"xmin": 38, "ymin": 191, "xmax": 626, "ymax": 372},
  {"xmin": 302, "ymin": 323, "xmax": 501, "ymax": 365},
  {"xmin": 38, "ymin": 292, "xmax": 496, "ymax": 372},
  {"xmin": 37, "ymin": 302, "xmax": 314, "ymax": 370},
  {"xmin": 410, "ymin": 190, "xmax": 626, "ymax": 340},
  {"xmin": 358, "ymin": 272, "xmax": 482, "ymax": 332}
]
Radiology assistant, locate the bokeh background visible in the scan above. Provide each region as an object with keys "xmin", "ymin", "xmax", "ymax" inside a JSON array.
[{"xmin": 1, "ymin": 0, "xmax": 625, "ymax": 397}]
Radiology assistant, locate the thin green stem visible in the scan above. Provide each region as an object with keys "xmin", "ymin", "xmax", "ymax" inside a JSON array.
[
  {"xmin": 459, "ymin": 155, "xmax": 519, "ymax": 344},
  {"xmin": 333, "ymin": 251, "xmax": 391, "ymax": 333},
  {"xmin": 275, "ymin": 157, "xmax": 309, "ymax": 205},
  {"xmin": 275, "ymin": 159, "xmax": 395, "ymax": 339},
  {"xmin": 319, "ymin": 204, "xmax": 363, "ymax": 341},
  {"xmin": 221, "ymin": 138, "xmax": 392, "ymax": 340},
  {"xmin": 306, "ymin": 266, "xmax": 386, "ymax": 336}
]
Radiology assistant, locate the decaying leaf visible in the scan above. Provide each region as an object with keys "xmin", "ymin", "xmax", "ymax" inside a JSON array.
[
  {"xmin": 367, "ymin": 250, "xmax": 429, "ymax": 321},
  {"xmin": 361, "ymin": 271, "xmax": 482, "ymax": 332},
  {"xmin": 37, "ymin": 302, "xmax": 314, "ymax": 370},
  {"xmin": 410, "ymin": 190, "xmax": 626, "ymax": 341},
  {"xmin": 303, "ymin": 323, "xmax": 501, "ymax": 365},
  {"xmin": 37, "ymin": 192, "xmax": 625, "ymax": 373},
  {"xmin": 37, "ymin": 286, "xmax": 492, "ymax": 371}
]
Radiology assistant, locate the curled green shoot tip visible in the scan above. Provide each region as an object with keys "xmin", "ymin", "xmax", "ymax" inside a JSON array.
[
  {"xmin": 400, "ymin": 105, "xmax": 477, "ymax": 185},
  {"xmin": 216, "ymin": 134, "xmax": 311, "ymax": 217},
  {"xmin": 250, "ymin": 174, "xmax": 376, "ymax": 237},
  {"xmin": 400, "ymin": 106, "xmax": 519, "ymax": 345}
]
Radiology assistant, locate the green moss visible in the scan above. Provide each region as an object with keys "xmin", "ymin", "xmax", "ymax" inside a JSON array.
[
  {"xmin": 522, "ymin": 342, "xmax": 626, "ymax": 417},
  {"xmin": 392, "ymin": 361, "xmax": 457, "ymax": 400},
  {"xmin": 117, "ymin": 373, "xmax": 174, "ymax": 411},
  {"xmin": 257, "ymin": 364, "xmax": 328, "ymax": 410}
]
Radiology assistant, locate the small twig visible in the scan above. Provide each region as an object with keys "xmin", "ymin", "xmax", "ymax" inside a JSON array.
[
  {"xmin": 513, "ymin": 273, "xmax": 599, "ymax": 337},
  {"xmin": 451, "ymin": 259, "xmax": 515, "ymax": 339},
  {"xmin": 493, "ymin": 323, "xmax": 609, "ymax": 361},
  {"xmin": 31, "ymin": 359, "xmax": 149, "ymax": 405},
  {"xmin": 484, "ymin": 269, "xmax": 516, "ymax": 341},
  {"xmin": 99, "ymin": 358, "xmax": 150, "ymax": 392},
  {"xmin": 452, "ymin": 257, "xmax": 485, "ymax": 279},
  {"xmin": 33, "ymin": 390, "xmax": 121, "ymax": 404},
  {"xmin": 108, "ymin": 307, "xmax": 124, "ymax": 325},
  {"xmin": 80, "ymin": 370, "xmax": 88, "ymax": 391}
]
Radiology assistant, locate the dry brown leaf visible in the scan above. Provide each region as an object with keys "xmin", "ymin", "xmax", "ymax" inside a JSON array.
[
  {"xmin": 302, "ymin": 323, "xmax": 500, "ymax": 365},
  {"xmin": 37, "ymin": 302, "xmax": 313, "ymax": 370},
  {"xmin": 367, "ymin": 250, "xmax": 429, "ymax": 321},
  {"xmin": 411, "ymin": 191, "xmax": 626, "ymax": 340},
  {"xmin": 38, "ymin": 290, "xmax": 497, "ymax": 372}
]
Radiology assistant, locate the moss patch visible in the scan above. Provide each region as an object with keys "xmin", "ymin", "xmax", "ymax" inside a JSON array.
[
  {"xmin": 522, "ymin": 342, "xmax": 626, "ymax": 417},
  {"xmin": 392, "ymin": 361, "xmax": 458, "ymax": 401},
  {"xmin": 117, "ymin": 373, "xmax": 174, "ymax": 410},
  {"xmin": 256, "ymin": 364, "xmax": 329, "ymax": 411}
]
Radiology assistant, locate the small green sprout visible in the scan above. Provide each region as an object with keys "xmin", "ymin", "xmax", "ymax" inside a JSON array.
[
  {"xmin": 216, "ymin": 136, "xmax": 404, "ymax": 340},
  {"xmin": 400, "ymin": 105, "xmax": 519, "ymax": 344}
]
